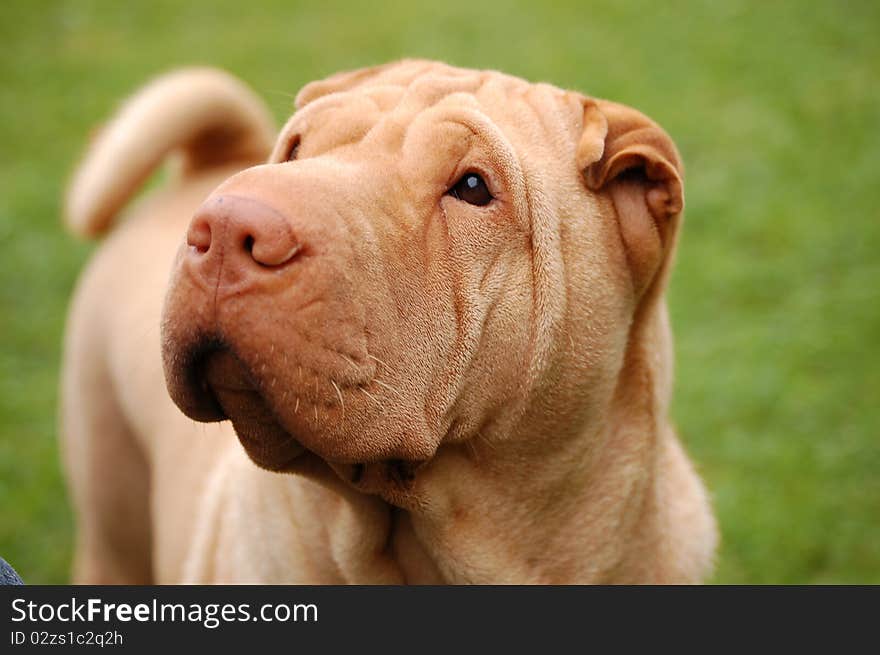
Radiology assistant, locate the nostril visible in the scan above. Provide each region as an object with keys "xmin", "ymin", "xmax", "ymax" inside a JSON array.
[
  {"xmin": 187, "ymin": 217, "xmax": 212, "ymax": 254},
  {"xmin": 249, "ymin": 239, "xmax": 303, "ymax": 268}
]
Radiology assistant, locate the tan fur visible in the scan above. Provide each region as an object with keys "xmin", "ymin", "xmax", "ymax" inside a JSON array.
[{"xmin": 61, "ymin": 61, "xmax": 717, "ymax": 584}]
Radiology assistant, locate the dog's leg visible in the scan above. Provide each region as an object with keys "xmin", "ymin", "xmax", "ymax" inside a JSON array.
[{"xmin": 60, "ymin": 286, "xmax": 152, "ymax": 584}]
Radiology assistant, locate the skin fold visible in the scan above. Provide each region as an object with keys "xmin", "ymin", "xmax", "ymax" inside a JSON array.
[{"xmin": 60, "ymin": 60, "xmax": 717, "ymax": 584}]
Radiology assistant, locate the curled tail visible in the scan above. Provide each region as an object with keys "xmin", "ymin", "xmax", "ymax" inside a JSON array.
[{"xmin": 65, "ymin": 68, "xmax": 276, "ymax": 238}]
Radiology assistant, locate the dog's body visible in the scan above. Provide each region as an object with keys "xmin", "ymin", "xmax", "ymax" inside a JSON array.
[{"xmin": 61, "ymin": 61, "xmax": 717, "ymax": 583}]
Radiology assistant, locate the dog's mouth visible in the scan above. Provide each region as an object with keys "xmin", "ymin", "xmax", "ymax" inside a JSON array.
[
  {"xmin": 194, "ymin": 348, "xmax": 308, "ymax": 471},
  {"xmin": 167, "ymin": 339, "xmax": 431, "ymax": 498}
]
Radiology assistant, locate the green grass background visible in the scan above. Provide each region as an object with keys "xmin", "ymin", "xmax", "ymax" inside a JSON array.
[{"xmin": 1, "ymin": 0, "xmax": 877, "ymax": 583}]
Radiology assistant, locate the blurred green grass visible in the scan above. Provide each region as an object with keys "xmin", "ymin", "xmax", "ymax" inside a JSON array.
[{"xmin": 1, "ymin": 0, "xmax": 877, "ymax": 583}]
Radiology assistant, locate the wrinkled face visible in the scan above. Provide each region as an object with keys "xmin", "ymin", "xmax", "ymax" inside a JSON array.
[{"xmin": 161, "ymin": 62, "xmax": 641, "ymax": 501}]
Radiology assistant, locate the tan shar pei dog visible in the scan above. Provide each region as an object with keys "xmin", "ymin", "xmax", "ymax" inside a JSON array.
[{"xmin": 61, "ymin": 60, "xmax": 717, "ymax": 584}]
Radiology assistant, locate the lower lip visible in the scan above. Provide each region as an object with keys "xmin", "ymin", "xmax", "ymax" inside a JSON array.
[{"xmin": 237, "ymin": 429, "xmax": 307, "ymax": 467}]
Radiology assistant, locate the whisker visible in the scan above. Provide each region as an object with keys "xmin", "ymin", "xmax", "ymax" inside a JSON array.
[
  {"xmin": 294, "ymin": 397, "xmax": 300, "ymax": 414},
  {"xmin": 330, "ymin": 380, "xmax": 345, "ymax": 420},
  {"xmin": 340, "ymin": 353, "xmax": 358, "ymax": 368},
  {"xmin": 373, "ymin": 378, "xmax": 402, "ymax": 397},
  {"xmin": 359, "ymin": 387, "xmax": 382, "ymax": 406},
  {"xmin": 465, "ymin": 438, "xmax": 480, "ymax": 461},
  {"xmin": 314, "ymin": 405, "xmax": 319, "ymax": 422},
  {"xmin": 367, "ymin": 353, "xmax": 394, "ymax": 373},
  {"xmin": 264, "ymin": 88, "xmax": 299, "ymax": 102},
  {"xmin": 476, "ymin": 432, "xmax": 498, "ymax": 453}
]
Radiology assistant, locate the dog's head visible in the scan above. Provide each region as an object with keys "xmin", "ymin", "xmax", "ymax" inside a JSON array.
[{"xmin": 161, "ymin": 60, "xmax": 683, "ymax": 503}]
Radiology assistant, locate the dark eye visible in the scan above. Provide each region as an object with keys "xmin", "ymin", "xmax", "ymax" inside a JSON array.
[
  {"xmin": 448, "ymin": 172, "xmax": 493, "ymax": 206},
  {"xmin": 285, "ymin": 136, "xmax": 301, "ymax": 161}
]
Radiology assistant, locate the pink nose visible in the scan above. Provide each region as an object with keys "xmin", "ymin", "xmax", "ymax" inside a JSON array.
[{"xmin": 186, "ymin": 195, "xmax": 302, "ymax": 277}]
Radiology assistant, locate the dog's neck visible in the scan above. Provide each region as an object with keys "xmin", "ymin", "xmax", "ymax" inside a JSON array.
[
  {"xmin": 298, "ymin": 301, "xmax": 716, "ymax": 584},
  {"xmin": 390, "ymin": 302, "xmax": 716, "ymax": 584}
]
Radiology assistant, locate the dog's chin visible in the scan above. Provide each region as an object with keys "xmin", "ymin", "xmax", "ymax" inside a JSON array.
[
  {"xmin": 198, "ymin": 348, "xmax": 309, "ymax": 472},
  {"xmin": 226, "ymin": 415, "xmax": 308, "ymax": 472},
  {"xmin": 169, "ymin": 345, "xmax": 430, "ymax": 498}
]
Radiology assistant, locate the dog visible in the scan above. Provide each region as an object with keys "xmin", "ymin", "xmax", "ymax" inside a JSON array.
[{"xmin": 60, "ymin": 60, "xmax": 717, "ymax": 583}]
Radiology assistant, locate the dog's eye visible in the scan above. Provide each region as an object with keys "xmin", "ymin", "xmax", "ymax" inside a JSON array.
[
  {"xmin": 285, "ymin": 136, "xmax": 301, "ymax": 162},
  {"xmin": 448, "ymin": 173, "xmax": 493, "ymax": 206}
]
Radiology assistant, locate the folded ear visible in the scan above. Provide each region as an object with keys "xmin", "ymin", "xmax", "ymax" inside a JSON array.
[{"xmin": 577, "ymin": 99, "xmax": 684, "ymax": 298}]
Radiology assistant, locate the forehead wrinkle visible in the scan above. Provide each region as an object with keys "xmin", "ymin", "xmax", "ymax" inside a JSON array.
[
  {"xmin": 397, "ymin": 73, "xmax": 485, "ymax": 113},
  {"xmin": 286, "ymin": 65, "xmax": 539, "ymax": 220},
  {"xmin": 290, "ymin": 90, "xmax": 355, "ymax": 127},
  {"xmin": 398, "ymin": 103, "xmax": 520, "ymax": 178},
  {"xmin": 364, "ymin": 85, "xmax": 407, "ymax": 112},
  {"xmin": 287, "ymin": 67, "xmax": 540, "ymax": 161},
  {"xmin": 476, "ymin": 82, "xmax": 567, "ymax": 150},
  {"xmin": 301, "ymin": 61, "xmax": 476, "ymax": 116},
  {"xmin": 359, "ymin": 85, "xmax": 481, "ymax": 159},
  {"xmin": 300, "ymin": 79, "xmax": 485, "ymax": 159},
  {"xmin": 284, "ymin": 92, "xmax": 387, "ymax": 160},
  {"xmin": 523, "ymin": 84, "xmax": 582, "ymax": 153},
  {"xmin": 363, "ymin": 59, "xmax": 451, "ymax": 91}
]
